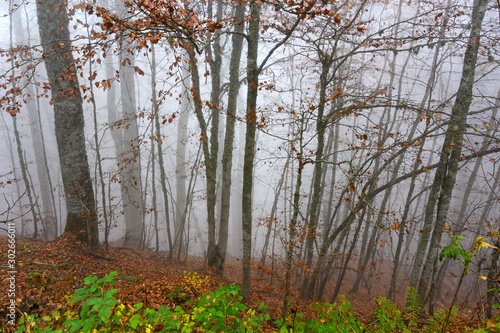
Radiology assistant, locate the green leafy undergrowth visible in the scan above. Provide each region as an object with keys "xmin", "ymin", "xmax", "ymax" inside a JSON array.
[
  {"xmin": 425, "ymin": 306, "xmax": 458, "ymax": 333},
  {"xmin": 16, "ymin": 271, "xmax": 269, "ymax": 333},
  {"xmin": 15, "ymin": 271, "xmax": 490, "ymax": 333},
  {"xmin": 405, "ymin": 287, "xmax": 421, "ymax": 331},
  {"xmin": 472, "ymin": 285, "xmax": 500, "ymax": 333},
  {"xmin": 367, "ymin": 297, "xmax": 410, "ymax": 333},
  {"xmin": 304, "ymin": 296, "xmax": 363, "ymax": 332}
]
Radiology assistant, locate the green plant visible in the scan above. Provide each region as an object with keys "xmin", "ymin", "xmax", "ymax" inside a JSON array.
[
  {"xmin": 472, "ymin": 285, "xmax": 500, "ymax": 333},
  {"xmin": 245, "ymin": 302, "xmax": 271, "ymax": 331},
  {"xmin": 306, "ymin": 296, "xmax": 364, "ymax": 333},
  {"xmin": 16, "ymin": 271, "xmax": 273, "ymax": 333},
  {"xmin": 166, "ymin": 285, "xmax": 191, "ymax": 304},
  {"xmin": 18, "ymin": 242, "xmax": 37, "ymax": 253},
  {"xmin": 405, "ymin": 286, "xmax": 422, "ymax": 331},
  {"xmin": 368, "ymin": 297, "xmax": 410, "ymax": 333},
  {"xmin": 16, "ymin": 313, "xmax": 42, "ymax": 333},
  {"xmin": 27, "ymin": 271, "xmax": 56, "ymax": 288},
  {"xmin": 472, "ymin": 318, "xmax": 500, "ymax": 333},
  {"xmin": 426, "ymin": 306, "xmax": 458, "ymax": 333},
  {"xmin": 439, "ymin": 235, "xmax": 473, "ymax": 333},
  {"xmin": 61, "ymin": 270, "xmax": 119, "ymax": 332},
  {"xmin": 190, "ymin": 283, "xmax": 250, "ymax": 331},
  {"xmin": 275, "ymin": 310, "xmax": 306, "ymax": 333},
  {"xmin": 20, "ymin": 269, "xmax": 490, "ymax": 333},
  {"xmin": 119, "ymin": 273, "xmax": 139, "ymax": 283},
  {"xmin": 489, "ymin": 286, "xmax": 500, "ymax": 319}
]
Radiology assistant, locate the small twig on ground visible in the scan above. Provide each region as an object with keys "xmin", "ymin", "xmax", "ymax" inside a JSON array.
[
  {"xmin": 87, "ymin": 252, "xmax": 117, "ymax": 261},
  {"xmin": 115, "ymin": 247, "xmax": 143, "ymax": 257},
  {"xmin": 31, "ymin": 261, "xmax": 56, "ymax": 267}
]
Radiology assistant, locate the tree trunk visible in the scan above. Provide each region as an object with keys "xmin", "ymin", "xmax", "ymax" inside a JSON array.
[
  {"xmin": 205, "ymin": 0, "xmax": 223, "ymax": 270},
  {"xmin": 282, "ymin": 132, "xmax": 305, "ymax": 319},
  {"xmin": 216, "ymin": 3, "xmax": 246, "ymax": 273},
  {"xmin": 173, "ymin": 62, "xmax": 190, "ymax": 258},
  {"xmin": 87, "ymin": 32, "xmax": 110, "ymax": 253},
  {"xmin": 119, "ymin": 44, "xmax": 144, "ymax": 248},
  {"xmin": 486, "ymin": 239, "xmax": 500, "ymax": 319},
  {"xmin": 300, "ymin": 57, "xmax": 331, "ymax": 299},
  {"xmin": 8, "ymin": 1, "xmax": 39, "ymax": 239},
  {"xmin": 332, "ymin": 210, "xmax": 366, "ymax": 302},
  {"xmin": 149, "ymin": 45, "xmax": 160, "ymax": 253},
  {"xmin": 12, "ymin": 4, "xmax": 57, "ymax": 240},
  {"xmin": 240, "ymin": 0, "xmax": 261, "ymax": 298},
  {"xmin": 414, "ymin": 0, "xmax": 488, "ymax": 308},
  {"xmin": 36, "ymin": 0, "xmax": 99, "ymax": 249}
]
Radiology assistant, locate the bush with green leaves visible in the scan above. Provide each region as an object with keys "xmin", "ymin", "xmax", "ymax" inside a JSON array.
[
  {"xmin": 367, "ymin": 297, "xmax": 410, "ymax": 333},
  {"xmin": 17, "ymin": 271, "xmax": 124, "ymax": 333},
  {"xmin": 16, "ymin": 271, "xmax": 270, "ymax": 333},
  {"xmin": 303, "ymin": 296, "xmax": 363, "ymax": 333},
  {"xmin": 16, "ymin": 270, "xmax": 485, "ymax": 332},
  {"xmin": 275, "ymin": 310, "xmax": 306, "ymax": 333},
  {"xmin": 179, "ymin": 283, "xmax": 269, "ymax": 332}
]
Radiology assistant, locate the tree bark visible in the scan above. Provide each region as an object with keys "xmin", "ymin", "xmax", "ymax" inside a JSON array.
[
  {"xmin": 216, "ymin": 3, "xmax": 246, "ymax": 273},
  {"xmin": 119, "ymin": 45, "xmax": 144, "ymax": 248},
  {"xmin": 414, "ymin": 0, "xmax": 488, "ymax": 308},
  {"xmin": 12, "ymin": 5, "xmax": 57, "ymax": 240},
  {"xmin": 172, "ymin": 63, "xmax": 190, "ymax": 258},
  {"xmin": 241, "ymin": 0, "xmax": 261, "ymax": 297},
  {"xmin": 36, "ymin": 0, "xmax": 99, "ymax": 249},
  {"xmin": 205, "ymin": 0, "xmax": 223, "ymax": 270}
]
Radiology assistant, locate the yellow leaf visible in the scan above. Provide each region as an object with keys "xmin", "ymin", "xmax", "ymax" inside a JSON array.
[
  {"xmin": 474, "ymin": 237, "xmax": 499, "ymax": 252},
  {"xmin": 480, "ymin": 275, "xmax": 487, "ymax": 280}
]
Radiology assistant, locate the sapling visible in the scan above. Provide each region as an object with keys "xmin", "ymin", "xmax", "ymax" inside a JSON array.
[{"xmin": 439, "ymin": 236, "xmax": 497, "ymax": 333}]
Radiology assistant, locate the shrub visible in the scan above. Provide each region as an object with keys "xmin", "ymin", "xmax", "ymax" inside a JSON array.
[{"xmin": 16, "ymin": 271, "xmax": 270, "ymax": 333}]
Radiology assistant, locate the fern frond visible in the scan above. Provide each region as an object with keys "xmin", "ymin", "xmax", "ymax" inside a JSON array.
[
  {"xmin": 405, "ymin": 287, "xmax": 422, "ymax": 317},
  {"xmin": 425, "ymin": 306, "xmax": 458, "ymax": 333}
]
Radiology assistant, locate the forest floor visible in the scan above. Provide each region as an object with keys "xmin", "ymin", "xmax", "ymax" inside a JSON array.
[{"xmin": 0, "ymin": 234, "xmax": 490, "ymax": 332}]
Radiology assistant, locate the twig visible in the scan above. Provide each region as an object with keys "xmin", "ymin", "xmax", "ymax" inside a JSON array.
[
  {"xmin": 115, "ymin": 247, "xmax": 143, "ymax": 257},
  {"xmin": 87, "ymin": 252, "xmax": 117, "ymax": 261},
  {"xmin": 31, "ymin": 261, "xmax": 56, "ymax": 267}
]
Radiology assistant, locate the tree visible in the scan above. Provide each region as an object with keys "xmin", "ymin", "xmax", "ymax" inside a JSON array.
[
  {"xmin": 8, "ymin": 0, "xmax": 39, "ymax": 239},
  {"xmin": 215, "ymin": 3, "xmax": 246, "ymax": 273},
  {"xmin": 36, "ymin": 0, "xmax": 99, "ymax": 249},
  {"xmin": 173, "ymin": 61, "xmax": 190, "ymax": 259},
  {"xmin": 410, "ymin": 0, "xmax": 489, "ymax": 310},
  {"xmin": 240, "ymin": 0, "xmax": 260, "ymax": 297},
  {"xmin": 11, "ymin": 1, "xmax": 58, "ymax": 239}
]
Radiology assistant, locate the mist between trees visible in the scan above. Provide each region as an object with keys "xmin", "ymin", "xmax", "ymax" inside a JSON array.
[{"xmin": 0, "ymin": 0, "xmax": 499, "ymax": 317}]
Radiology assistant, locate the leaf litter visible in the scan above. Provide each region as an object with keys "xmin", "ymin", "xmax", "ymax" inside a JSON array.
[{"xmin": 0, "ymin": 234, "xmax": 486, "ymax": 332}]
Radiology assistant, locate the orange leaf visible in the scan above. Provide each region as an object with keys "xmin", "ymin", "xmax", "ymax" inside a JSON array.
[
  {"xmin": 334, "ymin": 14, "xmax": 342, "ymax": 24},
  {"xmin": 134, "ymin": 66, "xmax": 145, "ymax": 76}
]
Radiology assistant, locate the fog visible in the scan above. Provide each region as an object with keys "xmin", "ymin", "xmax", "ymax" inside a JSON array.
[{"xmin": 0, "ymin": 0, "xmax": 499, "ymax": 310}]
